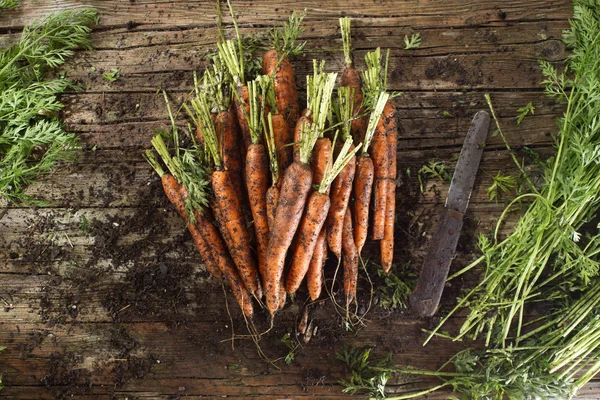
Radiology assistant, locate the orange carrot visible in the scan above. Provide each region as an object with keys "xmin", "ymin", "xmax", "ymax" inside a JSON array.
[
  {"xmin": 193, "ymin": 210, "xmax": 254, "ymax": 319},
  {"xmin": 234, "ymin": 85, "xmax": 252, "ymax": 152},
  {"xmin": 352, "ymin": 92, "xmax": 389, "ymax": 252},
  {"xmin": 286, "ymin": 191, "xmax": 331, "ymax": 294},
  {"xmin": 312, "ymin": 137, "xmax": 332, "ymax": 188},
  {"xmin": 265, "ymin": 67, "xmax": 337, "ymax": 315},
  {"xmin": 287, "ymin": 137, "xmax": 360, "ymax": 295},
  {"xmin": 342, "ymin": 208, "xmax": 359, "ymax": 305},
  {"xmin": 371, "ymin": 109, "xmax": 389, "ymax": 240},
  {"xmin": 266, "ymin": 185, "xmax": 279, "ymax": 231},
  {"xmin": 306, "ymin": 229, "xmax": 327, "ymax": 301},
  {"xmin": 212, "ymin": 169, "xmax": 262, "ymax": 297},
  {"xmin": 215, "ymin": 107, "xmax": 243, "ymax": 175},
  {"xmin": 326, "ymin": 144, "xmax": 356, "ymax": 258},
  {"xmin": 271, "ymin": 113, "xmax": 292, "ymax": 172},
  {"xmin": 381, "ymin": 98, "xmax": 398, "ymax": 273},
  {"xmin": 246, "ymin": 143, "xmax": 270, "ymax": 286},
  {"xmin": 293, "ymin": 111, "xmax": 311, "ymax": 162},
  {"xmin": 265, "ymin": 160, "xmax": 313, "ymax": 313},
  {"xmin": 353, "ymin": 155, "xmax": 374, "ymax": 253}
]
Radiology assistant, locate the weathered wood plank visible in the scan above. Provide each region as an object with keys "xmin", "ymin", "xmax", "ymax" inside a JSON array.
[{"xmin": 0, "ymin": 0, "xmax": 571, "ymax": 29}]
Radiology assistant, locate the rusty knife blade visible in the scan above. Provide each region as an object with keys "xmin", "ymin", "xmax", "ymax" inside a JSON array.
[
  {"xmin": 446, "ymin": 110, "xmax": 491, "ymax": 214},
  {"xmin": 410, "ymin": 110, "xmax": 490, "ymax": 317}
]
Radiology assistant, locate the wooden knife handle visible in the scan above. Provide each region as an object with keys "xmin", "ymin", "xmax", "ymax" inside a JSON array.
[{"xmin": 410, "ymin": 208, "xmax": 464, "ymax": 317}]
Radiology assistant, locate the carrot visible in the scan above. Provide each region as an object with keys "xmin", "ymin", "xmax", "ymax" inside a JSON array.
[
  {"xmin": 271, "ymin": 112, "xmax": 291, "ymax": 173},
  {"xmin": 353, "ymin": 92, "xmax": 389, "ymax": 253},
  {"xmin": 326, "ymin": 145, "xmax": 356, "ymax": 258},
  {"xmin": 326, "ymin": 86, "xmax": 358, "ymax": 258},
  {"xmin": 293, "ymin": 112, "xmax": 311, "ymax": 162},
  {"xmin": 194, "ymin": 209, "xmax": 254, "ymax": 319},
  {"xmin": 245, "ymin": 79, "xmax": 272, "ymax": 291},
  {"xmin": 265, "ymin": 68, "xmax": 337, "ymax": 314},
  {"xmin": 215, "ymin": 107, "xmax": 243, "ymax": 174},
  {"xmin": 262, "ymin": 11, "xmax": 305, "ymax": 167},
  {"xmin": 287, "ymin": 137, "xmax": 361, "ymax": 295},
  {"xmin": 381, "ymin": 98, "xmax": 398, "ymax": 273},
  {"xmin": 312, "ymin": 137, "xmax": 332, "ymax": 188},
  {"xmin": 286, "ymin": 191, "xmax": 330, "ymax": 294},
  {"xmin": 266, "ymin": 185, "xmax": 279, "ymax": 231},
  {"xmin": 233, "ymin": 85, "xmax": 252, "ymax": 151},
  {"xmin": 265, "ymin": 160, "xmax": 313, "ymax": 312},
  {"xmin": 361, "ymin": 48, "xmax": 393, "ymax": 240},
  {"xmin": 187, "ymin": 89, "xmax": 262, "ymax": 299},
  {"xmin": 146, "ymin": 140, "xmax": 253, "ymax": 318},
  {"xmin": 342, "ymin": 207, "xmax": 359, "ymax": 306},
  {"xmin": 306, "ymin": 229, "xmax": 327, "ymax": 301},
  {"xmin": 339, "ymin": 17, "xmax": 368, "ymax": 144}
]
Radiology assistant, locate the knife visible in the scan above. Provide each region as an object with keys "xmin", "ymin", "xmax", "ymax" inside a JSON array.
[{"xmin": 410, "ymin": 110, "xmax": 490, "ymax": 317}]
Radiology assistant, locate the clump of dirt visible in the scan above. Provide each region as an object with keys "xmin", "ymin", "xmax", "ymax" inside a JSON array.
[
  {"xmin": 425, "ymin": 56, "xmax": 484, "ymax": 87},
  {"xmin": 109, "ymin": 325, "xmax": 155, "ymax": 387},
  {"xmin": 40, "ymin": 351, "xmax": 92, "ymax": 399}
]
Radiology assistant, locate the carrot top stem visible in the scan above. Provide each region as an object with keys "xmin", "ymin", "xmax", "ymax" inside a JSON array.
[
  {"xmin": 260, "ymin": 75, "xmax": 279, "ymax": 115},
  {"xmin": 335, "ymin": 86, "xmax": 355, "ymax": 140},
  {"xmin": 202, "ymin": 57, "xmax": 232, "ymax": 112},
  {"xmin": 340, "ymin": 17, "xmax": 353, "ymax": 66},
  {"xmin": 300, "ymin": 65, "xmax": 337, "ymax": 163},
  {"xmin": 362, "ymin": 48, "xmax": 390, "ymax": 109},
  {"xmin": 318, "ymin": 136, "xmax": 361, "ymax": 193},
  {"xmin": 264, "ymin": 112, "xmax": 280, "ymax": 184},
  {"xmin": 226, "ymin": 0, "xmax": 245, "ymax": 83},
  {"xmin": 185, "ymin": 91, "xmax": 222, "ymax": 169},
  {"xmin": 247, "ymin": 78, "xmax": 264, "ymax": 145},
  {"xmin": 144, "ymin": 149, "xmax": 165, "ymax": 178},
  {"xmin": 218, "ymin": 39, "xmax": 245, "ymax": 86},
  {"xmin": 269, "ymin": 10, "xmax": 306, "ymax": 57},
  {"xmin": 361, "ymin": 91, "xmax": 389, "ymax": 156}
]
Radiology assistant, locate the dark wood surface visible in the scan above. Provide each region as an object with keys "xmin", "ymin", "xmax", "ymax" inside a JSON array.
[{"xmin": 1, "ymin": 0, "xmax": 588, "ymax": 398}]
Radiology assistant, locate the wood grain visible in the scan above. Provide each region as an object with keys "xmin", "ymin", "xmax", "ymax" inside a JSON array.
[{"xmin": 0, "ymin": 0, "xmax": 591, "ymax": 399}]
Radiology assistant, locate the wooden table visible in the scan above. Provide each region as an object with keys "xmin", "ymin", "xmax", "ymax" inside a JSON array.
[{"xmin": 3, "ymin": 0, "xmax": 595, "ymax": 398}]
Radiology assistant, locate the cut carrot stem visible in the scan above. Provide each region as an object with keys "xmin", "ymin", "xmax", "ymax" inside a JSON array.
[
  {"xmin": 342, "ymin": 208, "xmax": 359, "ymax": 306},
  {"xmin": 307, "ymin": 229, "xmax": 327, "ymax": 301}
]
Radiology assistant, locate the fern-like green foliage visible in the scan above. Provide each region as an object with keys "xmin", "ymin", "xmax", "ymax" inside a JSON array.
[
  {"xmin": 0, "ymin": 8, "xmax": 98, "ymax": 204},
  {"xmin": 0, "ymin": 0, "xmax": 19, "ymax": 13}
]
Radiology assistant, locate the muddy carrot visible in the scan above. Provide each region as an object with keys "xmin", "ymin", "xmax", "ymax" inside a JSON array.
[
  {"xmin": 262, "ymin": 11, "xmax": 305, "ymax": 169},
  {"xmin": 265, "ymin": 69, "xmax": 337, "ymax": 315},
  {"xmin": 361, "ymin": 48, "xmax": 392, "ymax": 240},
  {"xmin": 287, "ymin": 137, "xmax": 361, "ymax": 295},
  {"xmin": 194, "ymin": 209, "xmax": 254, "ymax": 318},
  {"xmin": 381, "ymin": 98, "xmax": 398, "ymax": 273},
  {"xmin": 306, "ymin": 229, "xmax": 327, "ymax": 301},
  {"xmin": 186, "ymin": 90, "xmax": 262, "ymax": 298},
  {"xmin": 245, "ymin": 79, "xmax": 271, "ymax": 290},
  {"xmin": 353, "ymin": 92, "xmax": 389, "ymax": 253},
  {"xmin": 326, "ymin": 86, "xmax": 357, "ymax": 258},
  {"xmin": 342, "ymin": 208, "xmax": 359, "ymax": 306}
]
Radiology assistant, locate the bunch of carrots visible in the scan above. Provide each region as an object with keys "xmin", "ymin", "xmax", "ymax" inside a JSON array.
[{"xmin": 145, "ymin": 9, "xmax": 399, "ymax": 321}]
